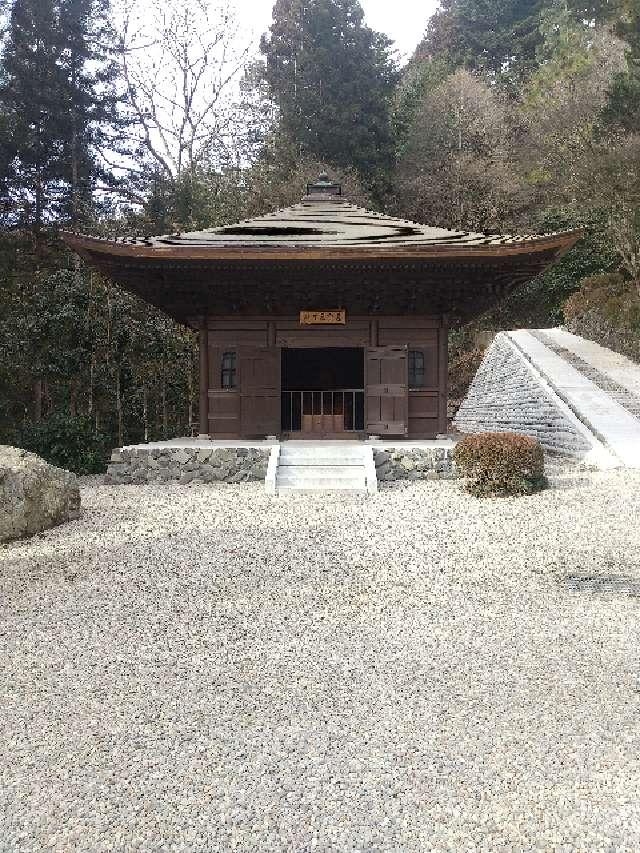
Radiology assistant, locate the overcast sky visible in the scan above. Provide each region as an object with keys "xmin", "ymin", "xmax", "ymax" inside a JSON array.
[{"xmin": 237, "ymin": 0, "xmax": 440, "ymax": 63}]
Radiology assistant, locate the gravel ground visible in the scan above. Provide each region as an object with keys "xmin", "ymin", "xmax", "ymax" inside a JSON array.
[{"xmin": 2, "ymin": 465, "xmax": 640, "ymax": 852}]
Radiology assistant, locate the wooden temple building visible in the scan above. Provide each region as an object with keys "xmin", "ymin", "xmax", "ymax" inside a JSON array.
[{"xmin": 63, "ymin": 174, "xmax": 580, "ymax": 440}]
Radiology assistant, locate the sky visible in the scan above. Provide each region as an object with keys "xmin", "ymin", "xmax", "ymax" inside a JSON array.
[{"xmin": 237, "ymin": 0, "xmax": 441, "ymax": 63}]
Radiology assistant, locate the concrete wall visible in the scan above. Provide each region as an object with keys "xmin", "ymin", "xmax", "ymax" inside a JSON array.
[
  {"xmin": 104, "ymin": 447, "xmax": 270, "ymax": 485},
  {"xmin": 453, "ymin": 333, "xmax": 591, "ymax": 458}
]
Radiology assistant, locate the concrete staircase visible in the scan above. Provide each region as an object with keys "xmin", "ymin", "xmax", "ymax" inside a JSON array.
[{"xmin": 266, "ymin": 444, "xmax": 377, "ymax": 494}]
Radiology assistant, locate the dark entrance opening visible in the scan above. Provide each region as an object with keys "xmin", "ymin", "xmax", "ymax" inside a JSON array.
[{"xmin": 281, "ymin": 348, "xmax": 365, "ymax": 434}]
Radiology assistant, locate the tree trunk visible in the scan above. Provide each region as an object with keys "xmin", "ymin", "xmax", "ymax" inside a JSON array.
[
  {"xmin": 43, "ymin": 379, "xmax": 51, "ymax": 417},
  {"xmin": 33, "ymin": 379, "xmax": 42, "ymax": 423},
  {"xmin": 71, "ymin": 73, "xmax": 79, "ymax": 230},
  {"xmin": 116, "ymin": 370, "xmax": 124, "ymax": 447},
  {"xmin": 88, "ymin": 355, "xmax": 94, "ymax": 417},
  {"xmin": 161, "ymin": 372, "xmax": 168, "ymax": 440},
  {"xmin": 143, "ymin": 382, "xmax": 149, "ymax": 443},
  {"xmin": 69, "ymin": 378, "xmax": 79, "ymax": 417}
]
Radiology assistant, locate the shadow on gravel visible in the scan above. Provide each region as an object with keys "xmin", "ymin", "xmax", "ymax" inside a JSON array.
[
  {"xmin": 562, "ymin": 574, "xmax": 640, "ymax": 597},
  {"xmin": 546, "ymin": 478, "xmax": 591, "ymax": 492}
]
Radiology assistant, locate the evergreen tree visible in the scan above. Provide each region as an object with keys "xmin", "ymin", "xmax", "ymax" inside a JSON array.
[
  {"xmin": 0, "ymin": 0, "xmax": 69, "ymax": 233},
  {"xmin": 260, "ymin": 0, "xmax": 398, "ymax": 189},
  {"xmin": 57, "ymin": 0, "xmax": 124, "ymax": 227},
  {"xmin": 418, "ymin": 0, "xmax": 545, "ymax": 91},
  {"xmin": 0, "ymin": 0, "xmax": 122, "ymax": 234},
  {"xmin": 604, "ymin": 0, "xmax": 640, "ymax": 131}
]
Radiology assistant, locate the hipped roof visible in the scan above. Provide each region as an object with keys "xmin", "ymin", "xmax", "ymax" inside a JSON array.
[
  {"xmin": 64, "ymin": 197, "xmax": 580, "ymax": 260},
  {"xmin": 62, "ymin": 181, "xmax": 582, "ymax": 326}
]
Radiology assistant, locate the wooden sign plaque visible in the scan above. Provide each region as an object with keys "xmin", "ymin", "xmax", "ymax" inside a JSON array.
[{"xmin": 300, "ymin": 309, "xmax": 346, "ymax": 325}]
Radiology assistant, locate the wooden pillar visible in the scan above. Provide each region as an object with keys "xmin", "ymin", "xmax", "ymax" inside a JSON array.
[
  {"xmin": 369, "ymin": 318, "xmax": 379, "ymax": 347},
  {"xmin": 438, "ymin": 315, "xmax": 449, "ymax": 436},
  {"xmin": 198, "ymin": 318, "xmax": 210, "ymax": 438}
]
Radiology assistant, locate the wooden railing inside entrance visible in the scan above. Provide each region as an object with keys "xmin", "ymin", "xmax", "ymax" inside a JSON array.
[{"xmin": 282, "ymin": 389, "xmax": 365, "ymax": 433}]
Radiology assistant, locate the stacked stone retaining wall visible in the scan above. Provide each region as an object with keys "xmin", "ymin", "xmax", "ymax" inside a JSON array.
[
  {"xmin": 104, "ymin": 447, "xmax": 270, "ymax": 485},
  {"xmin": 453, "ymin": 333, "xmax": 591, "ymax": 458},
  {"xmin": 374, "ymin": 447, "xmax": 457, "ymax": 482}
]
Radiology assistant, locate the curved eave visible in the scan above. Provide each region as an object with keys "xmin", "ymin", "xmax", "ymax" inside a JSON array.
[{"xmin": 62, "ymin": 230, "xmax": 582, "ymax": 265}]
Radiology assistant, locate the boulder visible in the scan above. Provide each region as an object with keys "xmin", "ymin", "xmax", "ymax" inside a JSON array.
[{"xmin": 0, "ymin": 446, "xmax": 80, "ymax": 543}]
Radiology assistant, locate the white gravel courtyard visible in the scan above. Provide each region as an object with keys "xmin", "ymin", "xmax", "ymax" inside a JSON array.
[{"xmin": 2, "ymin": 466, "xmax": 640, "ymax": 852}]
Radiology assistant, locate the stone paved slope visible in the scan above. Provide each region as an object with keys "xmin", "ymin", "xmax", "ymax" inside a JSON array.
[
  {"xmin": 453, "ymin": 332, "xmax": 602, "ymax": 462},
  {"xmin": 539, "ymin": 328, "xmax": 640, "ymax": 419},
  {"xmin": 454, "ymin": 329, "xmax": 640, "ymax": 468}
]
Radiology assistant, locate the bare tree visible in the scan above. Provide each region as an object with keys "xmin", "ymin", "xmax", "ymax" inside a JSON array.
[
  {"xmin": 597, "ymin": 135, "xmax": 640, "ymax": 292},
  {"xmin": 521, "ymin": 28, "xmax": 626, "ymax": 210},
  {"xmin": 395, "ymin": 69, "xmax": 524, "ymax": 232},
  {"xmin": 522, "ymin": 27, "xmax": 640, "ymax": 290},
  {"xmin": 116, "ymin": 0, "xmax": 252, "ymax": 181}
]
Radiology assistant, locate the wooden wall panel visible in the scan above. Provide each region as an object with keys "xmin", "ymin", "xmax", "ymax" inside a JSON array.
[
  {"xmin": 422, "ymin": 341, "xmax": 439, "ymax": 390},
  {"xmin": 202, "ymin": 315, "xmax": 449, "ymax": 439},
  {"xmin": 276, "ymin": 320, "xmax": 369, "ymax": 348},
  {"xmin": 376, "ymin": 317, "xmax": 446, "ymax": 438},
  {"xmin": 240, "ymin": 347, "xmax": 281, "ymax": 437},
  {"xmin": 207, "ymin": 344, "xmax": 240, "ymax": 436},
  {"xmin": 379, "ymin": 325, "xmax": 438, "ymax": 347},
  {"xmin": 210, "ymin": 329, "xmax": 269, "ymax": 346},
  {"xmin": 438, "ymin": 317, "xmax": 449, "ymax": 435},
  {"xmin": 208, "ymin": 391, "xmax": 240, "ymax": 437},
  {"xmin": 378, "ymin": 316, "xmax": 441, "ymax": 347},
  {"xmin": 409, "ymin": 392, "xmax": 439, "ymax": 418},
  {"xmin": 208, "ymin": 319, "xmax": 269, "ymax": 329},
  {"xmin": 366, "ymin": 347, "xmax": 408, "ymax": 436},
  {"xmin": 207, "ymin": 318, "xmax": 268, "ymax": 346},
  {"xmin": 408, "ymin": 417, "xmax": 439, "ymax": 437}
]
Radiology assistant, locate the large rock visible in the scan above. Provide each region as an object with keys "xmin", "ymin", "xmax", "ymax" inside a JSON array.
[{"xmin": 0, "ymin": 446, "xmax": 80, "ymax": 543}]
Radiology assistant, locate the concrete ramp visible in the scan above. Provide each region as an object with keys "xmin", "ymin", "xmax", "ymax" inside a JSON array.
[{"xmin": 454, "ymin": 329, "xmax": 640, "ymax": 469}]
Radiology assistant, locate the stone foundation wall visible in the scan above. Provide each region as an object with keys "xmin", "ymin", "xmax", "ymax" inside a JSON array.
[
  {"xmin": 374, "ymin": 447, "xmax": 456, "ymax": 482},
  {"xmin": 453, "ymin": 333, "xmax": 591, "ymax": 458},
  {"xmin": 104, "ymin": 447, "xmax": 270, "ymax": 485}
]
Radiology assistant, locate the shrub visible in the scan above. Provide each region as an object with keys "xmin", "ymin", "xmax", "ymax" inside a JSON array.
[
  {"xmin": 18, "ymin": 414, "xmax": 111, "ymax": 475},
  {"xmin": 454, "ymin": 432, "xmax": 547, "ymax": 498},
  {"xmin": 448, "ymin": 347, "xmax": 485, "ymax": 415}
]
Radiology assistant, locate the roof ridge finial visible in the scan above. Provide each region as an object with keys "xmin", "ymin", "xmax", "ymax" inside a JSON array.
[{"xmin": 304, "ymin": 171, "xmax": 343, "ymax": 202}]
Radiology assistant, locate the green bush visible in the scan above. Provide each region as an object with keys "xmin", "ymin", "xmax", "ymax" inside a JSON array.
[
  {"xmin": 454, "ymin": 432, "xmax": 547, "ymax": 497},
  {"xmin": 18, "ymin": 414, "xmax": 111, "ymax": 475}
]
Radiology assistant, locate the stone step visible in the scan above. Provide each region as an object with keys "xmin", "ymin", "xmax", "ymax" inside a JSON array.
[
  {"xmin": 277, "ymin": 479, "xmax": 366, "ymax": 490},
  {"xmin": 276, "ymin": 465, "xmax": 366, "ymax": 481},
  {"xmin": 277, "ymin": 485, "xmax": 366, "ymax": 494},
  {"xmin": 279, "ymin": 455, "xmax": 364, "ymax": 466},
  {"xmin": 280, "ymin": 448, "xmax": 365, "ymax": 459},
  {"xmin": 274, "ymin": 445, "xmax": 373, "ymax": 494}
]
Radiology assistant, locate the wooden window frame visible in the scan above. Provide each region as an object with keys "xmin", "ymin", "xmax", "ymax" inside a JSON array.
[
  {"xmin": 408, "ymin": 349, "xmax": 425, "ymax": 389},
  {"xmin": 221, "ymin": 351, "xmax": 237, "ymax": 389}
]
